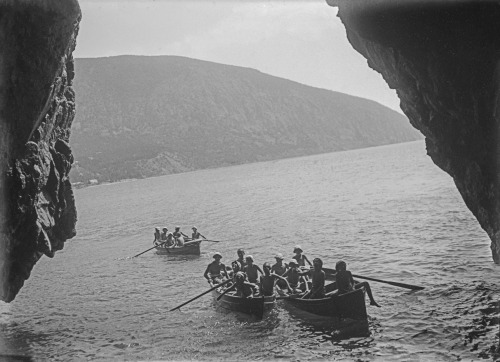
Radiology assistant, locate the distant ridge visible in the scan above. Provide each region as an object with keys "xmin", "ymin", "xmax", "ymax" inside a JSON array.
[{"xmin": 69, "ymin": 55, "xmax": 421, "ymax": 184}]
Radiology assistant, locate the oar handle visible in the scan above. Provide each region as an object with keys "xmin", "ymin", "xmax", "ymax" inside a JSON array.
[{"xmin": 216, "ymin": 284, "xmax": 235, "ymax": 301}]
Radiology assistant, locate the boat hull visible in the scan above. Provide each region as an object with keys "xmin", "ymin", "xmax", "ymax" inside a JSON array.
[
  {"xmin": 154, "ymin": 239, "xmax": 202, "ymax": 255},
  {"xmin": 213, "ymin": 290, "xmax": 276, "ymax": 319},
  {"xmin": 284, "ymin": 285, "xmax": 367, "ymax": 320}
]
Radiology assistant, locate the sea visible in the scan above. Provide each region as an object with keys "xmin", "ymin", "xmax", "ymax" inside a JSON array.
[{"xmin": 0, "ymin": 140, "xmax": 498, "ymax": 361}]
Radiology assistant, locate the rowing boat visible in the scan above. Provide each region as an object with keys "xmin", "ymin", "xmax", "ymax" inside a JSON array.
[
  {"xmin": 212, "ymin": 289, "xmax": 276, "ymax": 319},
  {"xmin": 281, "ymin": 282, "xmax": 367, "ymax": 320},
  {"xmin": 154, "ymin": 238, "xmax": 202, "ymax": 255}
]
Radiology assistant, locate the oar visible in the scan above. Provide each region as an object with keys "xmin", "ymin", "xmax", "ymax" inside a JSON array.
[
  {"xmin": 183, "ymin": 240, "xmax": 201, "ymax": 247},
  {"xmin": 170, "ymin": 279, "xmax": 232, "ymax": 311},
  {"xmin": 276, "ymin": 294, "xmax": 301, "ymax": 300},
  {"xmin": 216, "ymin": 283, "xmax": 236, "ymax": 301},
  {"xmin": 185, "ymin": 237, "xmax": 220, "ymax": 243},
  {"xmin": 131, "ymin": 242, "xmax": 166, "ymax": 258},
  {"xmin": 322, "ymin": 267, "xmax": 424, "ymax": 291}
]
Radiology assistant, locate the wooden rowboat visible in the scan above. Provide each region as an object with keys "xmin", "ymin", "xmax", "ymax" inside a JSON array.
[
  {"xmin": 212, "ymin": 289, "xmax": 276, "ymax": 319},
  {"xmin": 281, "ymin": 282, "xmax": 367, "ymax": 320},
  {"xmin": 154, "ymin": 238, "xmax": 202, "ymax": 255}
]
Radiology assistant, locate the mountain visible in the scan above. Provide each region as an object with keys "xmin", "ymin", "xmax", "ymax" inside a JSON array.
[{"xmin": 69, "ymin": 55, "xmax": 421, "ymax": 184}]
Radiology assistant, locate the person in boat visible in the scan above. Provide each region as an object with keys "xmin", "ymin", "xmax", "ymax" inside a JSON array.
[
  {"xmin": 232, "ymin": 271, "xmax": 258, "ymax": 298},
  {"xmin": 165, "ymin": 232, "xmax": 175, "ymax": 247},
  {"xmin": 204, "ymin": 252, "xmax": 230, "ymax": 287},
  {"xmin": 155, "ymin": 228, "xmax": 169, "ymax": 248},
  {"xmin": 243, "ymin": 255, "xmax": 263, "ymax": 284},
  {"xmin": 231, "ymin": 260, "xmax": 242, "ymax": 277},
  {"xmin": 173, "ymin": 226, "xmax": 188, "ymax": 247},
  {"xmin": 271, "ymin": 253, "xmax": 289, "ymax": 289},
  {"xmin": 301, "ymin": 258, "xmax": 326, "ymax": 299},
  {"xmin": 225, "ymin": 265, "xmax": 234, "ymax": 279},
  {"xmin": 191, "ymin": 226, "xmax": 206, "ymax": 240},
  {"xmin": 154, "ymin": 228, "xmax": 161, "ymax": 242},
  {"xmin": 175, "ymin": 236, "xmax": 184, "ymax": 247},
  {"xmin": 233, "ymin": 248, "xmax": 247, "ymax": 271},
  {"xmin": 160, "ymin": 227, "xmax": 169, "ymax": 241},
  {"xmin": 282, "ymin": 259, "xmax": 309, "ymax": 293},
  {"xmin": 260, "ymin": 262, "xmax": 292, "ymax": 296},
  {"xmin": 173, "ymin": 226, "xmax": 189, "ymax": 238},
  {"xmin": 231, "ymin": 260, "xmax": 240, "ymax": 272},
  {"xmin": 292, "ymin": 245, "xmax": 312, "ymax": 268},
  {"xmin": 335, "ymin": 260, "xmax": 381, "ymax": 307}
]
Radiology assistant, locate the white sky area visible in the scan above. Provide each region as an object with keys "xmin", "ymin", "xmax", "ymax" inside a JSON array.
[{"xmin": 75, "ymin": 0, "xmax": 402, "ymax": 112}]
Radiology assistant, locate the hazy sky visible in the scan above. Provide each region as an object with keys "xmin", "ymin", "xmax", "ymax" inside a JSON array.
[{"xmin": 75, "ymin": 0, "xmax": 401, "ymax": 112}]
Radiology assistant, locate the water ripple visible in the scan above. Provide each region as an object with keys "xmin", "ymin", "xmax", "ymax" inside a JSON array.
[{"xmin": 0, "ymin": 141, "xmax": 498, "ymax": 360}]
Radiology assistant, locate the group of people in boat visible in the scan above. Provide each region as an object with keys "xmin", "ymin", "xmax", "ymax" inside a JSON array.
[
  {"xmin": 153, "ymin": 226, "xmax": 205, "ymax": 248},
  {"xmin": 203, "ymin": 245, "xmax": 380, "ymax": 306}
]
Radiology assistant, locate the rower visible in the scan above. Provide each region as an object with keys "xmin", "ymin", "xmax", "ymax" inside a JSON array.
[
  {"xmin": 153, "ymin": 228, "xmax": 161, "ymax": 242},
  {"xmin": 191, "ymin": 226, "xmax": 206, "ymax": 240},
  {"xmin": 260, "ymin": 262, "xmax": 292, "ymax": 296},
  {"xmin": 301, "ymin": 258, "xmax": 326, "ymax": 299},
  {"xmin": 335, "ymin": 260, "xmax": 381, "ymax": 307},
  {"xmin": 232, "ymin": 248, "xmax": 247, "ymax": 271},
  {"xmin": 173, "ymin": 226, "xmax": 188, "ymax": 247},
  {"xmin": 282, "ymin": 259, "xmax": 309, "ymax": 293},
  {"xmin": 231, "ymin": 260, "xmax": 241, "ymax": 275},
  {"xmin": 204, "ymin": 252, "xmax": 230, "ymax": 287},
  {"xmin": 243, "ymin": 255, "xmax": 263, "ymax": 284},
  {"xmin": 233, "ymin": 272, "xmax": 258, "ymax": 298},
  {"xmin": 165, "ymin": 232, "xmax": 175, "ymax": 247},
  {"xmin": 292, "ymin": 245, "xmax": 312, "ymax": 268},
  {"xmin": 271, "ymin": 253, "xmax": 289, "ymax": 290},
  {"xmin": 173, "ymin": 226, "xmax": 189, "ymax": 239},
  {"xmin": 160, "ymin": 227, "xmax": 169, "ymax": 242}
]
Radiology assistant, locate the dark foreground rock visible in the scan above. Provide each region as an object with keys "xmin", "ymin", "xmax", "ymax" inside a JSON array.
[
  {"xmin": 328, "ymin": 0, "xmax": 500, "ymax": 264},
  {"xmin": 0, "ymin": 1, "xmax": 81, "ymax": 302}
]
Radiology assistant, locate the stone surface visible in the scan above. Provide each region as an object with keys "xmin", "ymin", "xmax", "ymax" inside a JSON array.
[
  {"xmin": 328, "ymin": 0, "xmax": 500, "ymax": 263},
  {"xmin": 0, "ymin": 0, "xmax": 81, "ymax": 302}
]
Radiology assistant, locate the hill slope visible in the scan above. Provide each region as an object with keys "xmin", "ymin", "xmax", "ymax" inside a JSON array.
[{"xmin": 69, "ymin": 55, "xmax": 421, "ymax": 184}]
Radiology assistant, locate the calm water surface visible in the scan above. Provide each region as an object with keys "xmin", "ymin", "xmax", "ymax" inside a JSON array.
[{"xmin": 0, "ymin": 141, "xmax": 498, "ymax": 361}]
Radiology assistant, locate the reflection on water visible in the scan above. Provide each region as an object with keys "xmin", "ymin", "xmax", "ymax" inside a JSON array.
[
  {"xmin": 0, "ymin": 311, "xmax": 44, "ymax": 362},
  {"xmin": 285, "ymin": 304, "xmax": 371, "ymax": 339}
]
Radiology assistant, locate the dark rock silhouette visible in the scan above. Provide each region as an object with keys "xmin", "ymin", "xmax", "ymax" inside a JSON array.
[
  {"xmin": 0, "ymin": 1, "xmax": 81, "ymax": 302},
  {"xmin": 328, "ymin": 0, "xmax": 500, "ymax": 264}
]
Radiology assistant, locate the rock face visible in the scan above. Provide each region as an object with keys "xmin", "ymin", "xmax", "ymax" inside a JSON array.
[
  {"xmin": 328, "ymin": 0, "xmax": 500, "ymax": 263},
  {"xmin": 0, "ymin": 1, "xmax": 81, "ymax": 302}
]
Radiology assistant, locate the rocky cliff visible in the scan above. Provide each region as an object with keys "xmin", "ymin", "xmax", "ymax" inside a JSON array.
[
  {"xmin": 0, "ymin": 1, "xmax": 81, "ymax": 302},
  {"xmin": 69, "ymin": 55, "xmax": 421, "ymax": 184},
  {"xmin": 328, "ymin": 0, "xmax": 500, "ymax": 264}
]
